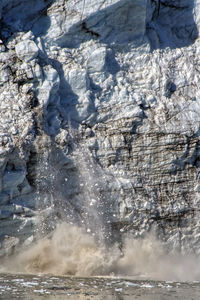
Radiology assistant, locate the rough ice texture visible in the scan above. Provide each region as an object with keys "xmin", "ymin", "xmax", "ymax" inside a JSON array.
[{"xmin": 0, "ymin": 0, "xmax": 200, "ymax": 256}]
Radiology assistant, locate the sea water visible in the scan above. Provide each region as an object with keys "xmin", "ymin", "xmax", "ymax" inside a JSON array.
[{"xmin": 1, "ymin": 273, "xmax": 200, "ymax": 300}]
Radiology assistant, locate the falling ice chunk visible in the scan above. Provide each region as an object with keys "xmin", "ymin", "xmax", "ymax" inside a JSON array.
[
  {"xmin": 65, "ymin": 178, "xmax": 68, "ymax": 181},
  {"xmin": 90, "ymin": 199, "xmax": 96, "ymax": 206},
  {"xmin": 87, "ymin": 228, "xmax": 91, "ymax": 233}
]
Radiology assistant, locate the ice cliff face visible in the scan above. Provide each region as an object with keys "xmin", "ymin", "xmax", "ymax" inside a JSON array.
[{"xmin": 0, "ymin": 0, "xmax": 200, "ymax": 256}]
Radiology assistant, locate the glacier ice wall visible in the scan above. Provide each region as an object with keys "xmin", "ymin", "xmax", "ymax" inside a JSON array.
[{"xmin": 0, "ymin": 0, "xmax": 200, "ymax": 256}]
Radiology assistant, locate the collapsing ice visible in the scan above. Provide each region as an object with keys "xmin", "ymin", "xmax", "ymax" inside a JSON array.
[{"xmin": 2, "ymin": 137, "xmax": 200, "ymax": 281}]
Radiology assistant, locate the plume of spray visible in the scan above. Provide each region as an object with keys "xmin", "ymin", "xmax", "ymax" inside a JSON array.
[
  {"xmin": 3, "ymin": 222, "xmax": 200, "ymax": 281},
  {"xmin": 6, "ymin": 223, "xmax": 120, "ymax": 276}
]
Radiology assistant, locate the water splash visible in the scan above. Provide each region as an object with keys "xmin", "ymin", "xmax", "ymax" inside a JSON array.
[
  {"xmin": 2, "ymin": 222, "xmax": 200, "ymax": 281},
  {"xmin": 4, "ymin": 223, "xmax": 120, "ymax": 276}
]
